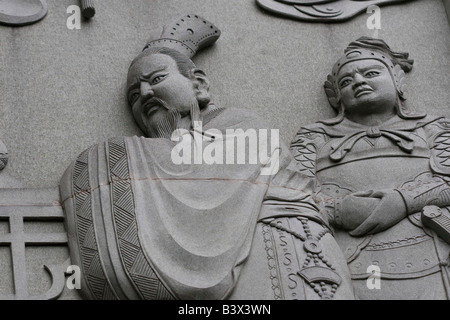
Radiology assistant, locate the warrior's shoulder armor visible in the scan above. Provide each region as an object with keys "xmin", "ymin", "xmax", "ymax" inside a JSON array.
[
  {"xmin": 290, "ymin": 124, "xmax": 329, "ymax": 178},
  {"xmin": 426, "ymin": 117, "xmax": 450, "ymax": 176}
]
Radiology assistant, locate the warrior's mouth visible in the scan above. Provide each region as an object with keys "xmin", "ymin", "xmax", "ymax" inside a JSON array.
[{"xmin": 354, "ymin": 88, "xmax": 373, "ymax": 98}]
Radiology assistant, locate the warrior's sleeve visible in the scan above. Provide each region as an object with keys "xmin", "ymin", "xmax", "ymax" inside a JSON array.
[
  {"xmin": 261, "ymin": 133, "xmax": 354, "ymax": 299},
  {"xmin": 261, "ymin": 134, "xmax": 325, "ymax": 225},
  {"xmin": 290, "ymin": 127, "xmax": 325, "ymax": 179},
  {"xmin": 290, "ymin": 127, "xmax": 339, "ymax": 225},
  {"xmin": 395, "ymin": 118, "xmax": 450, "ymax": 215}
]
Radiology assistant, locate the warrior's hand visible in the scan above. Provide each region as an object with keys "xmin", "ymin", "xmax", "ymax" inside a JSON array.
[
  {"xmin": 348, "ymin": 189, "xmax": 407, "ymax": 237},
  {"xmin": 338, "ymin": 190, "xmax": 380, "ymax": 231}
]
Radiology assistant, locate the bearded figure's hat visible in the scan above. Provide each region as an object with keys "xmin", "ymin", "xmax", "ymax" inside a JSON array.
[{"xmin": 142, "ymin": 14, "xmax": 221, "ymax": 58}]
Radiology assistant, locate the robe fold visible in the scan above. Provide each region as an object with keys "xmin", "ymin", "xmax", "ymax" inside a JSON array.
[{"xmin": 60, "ymin": 107, "xmax": 322, "ymax": 299}]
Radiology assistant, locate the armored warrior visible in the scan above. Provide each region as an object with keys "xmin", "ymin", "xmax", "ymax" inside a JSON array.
[
  {"xmin": 290, "ymin": 37, "xmax": 450, "ymax": 299},
  {"xmin": 60, "ymin": 15, "xmax": 354, "ymax": 300}
]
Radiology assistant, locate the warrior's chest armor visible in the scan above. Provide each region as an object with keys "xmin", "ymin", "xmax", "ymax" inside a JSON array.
[
  {"xmin": 316, "ymin": 127, "xmax": 430, "ymax": 195},
  {"xmin": 313, "ymin": 126, "xmax": 447, "ymax": 291}
]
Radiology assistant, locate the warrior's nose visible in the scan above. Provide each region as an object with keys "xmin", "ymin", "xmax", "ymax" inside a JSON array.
[
  {"xmin": 352, "ymin": 73, "xmax": 367, "ymax": 89},
  {"xmin": 140, "ymin": 82, "xmax": 154, "ymax": 99}
]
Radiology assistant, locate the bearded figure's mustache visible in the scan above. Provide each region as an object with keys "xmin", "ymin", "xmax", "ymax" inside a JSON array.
[{"xmin": 145, "ymin": 99, "xmax": 202, "ymax": 139}]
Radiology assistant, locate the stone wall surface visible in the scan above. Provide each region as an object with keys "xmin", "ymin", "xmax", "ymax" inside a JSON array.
[
  {"xmin": 0, "ymin": 0, "xmax": 448, "ymax": 188},
  {"xmin": 0, "ymin": 0, "xmax": 448, "ymax": 300}
]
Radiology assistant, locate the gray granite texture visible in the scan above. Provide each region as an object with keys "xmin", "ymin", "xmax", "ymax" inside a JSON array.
[
  {"xmin": 0, "ymin": 0, "xmax": 448, "ymax": 301},
  {"xmin": 445, "ymin": 0, "xmax": 450, "ymax": 21},
  {"xmin": 0, "ymin": 0, "xmax": 448, "ymax": 188}
]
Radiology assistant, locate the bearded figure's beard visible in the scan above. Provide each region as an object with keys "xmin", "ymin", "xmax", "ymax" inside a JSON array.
[{"xmin": 146, "ymin": 98, "xmax": 202, "ymax": 139}]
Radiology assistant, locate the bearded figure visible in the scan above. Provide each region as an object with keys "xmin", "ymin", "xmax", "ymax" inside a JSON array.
[{"xmin": 60, "ymin": 15, "xmax": 354, "ymax": 300}]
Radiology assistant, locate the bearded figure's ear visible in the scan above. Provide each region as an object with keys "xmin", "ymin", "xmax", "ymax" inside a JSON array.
[{"xmin": 189, "ymin": 68, "xmax": 211, "ymax": 108}]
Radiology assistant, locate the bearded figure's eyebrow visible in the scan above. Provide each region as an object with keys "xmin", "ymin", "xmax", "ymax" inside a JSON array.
[{"xmin": 140, "ymin": 66, "xmax": 167, "ymax": 81}]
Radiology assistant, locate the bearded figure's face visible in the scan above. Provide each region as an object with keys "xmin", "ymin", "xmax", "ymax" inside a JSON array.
[{"xmin": 127, "ymin": 53, "xmax": 205, "ymax": 138}]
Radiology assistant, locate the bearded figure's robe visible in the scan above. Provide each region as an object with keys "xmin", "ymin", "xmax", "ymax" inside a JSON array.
[{"xmin": 60, "ymin": 107, "xmax": 354, "ymax": 300}]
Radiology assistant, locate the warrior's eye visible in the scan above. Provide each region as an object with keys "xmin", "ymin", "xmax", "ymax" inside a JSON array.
[
  {"xmin": 339, "ymin": 79, "xmax": 351, "ymax": 88},
  {"xmin": 365, "ymin": 71, "xmax": 380, "ymax": 77}
]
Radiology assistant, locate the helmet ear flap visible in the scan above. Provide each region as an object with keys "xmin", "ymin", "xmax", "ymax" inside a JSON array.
[
  {"xmin": 324, "ymin": 74, "xmax": 341, "ymax": 110},
  {"xmin": 393, "ymin": 64, "xmax": 407, "ymax": 99}
]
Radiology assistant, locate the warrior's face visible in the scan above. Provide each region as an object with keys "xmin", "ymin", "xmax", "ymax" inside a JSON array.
[
  {"xmin": 337, "ymin": 59, "xmax": 397, "ymax": 118},
  {"xmin": 127, "ymin": 53, "xmax": 200, "ymax": 137}
]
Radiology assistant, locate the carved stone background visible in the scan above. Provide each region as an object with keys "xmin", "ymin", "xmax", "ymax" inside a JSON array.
[
  {"xmin": 0, "ymin": 0, "xmax": 448, "ymax": 299},
  {"xmin": 0, "ymin": 0, "xmax": 447, "ymax": 189}
]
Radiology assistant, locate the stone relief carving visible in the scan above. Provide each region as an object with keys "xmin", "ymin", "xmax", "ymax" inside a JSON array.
[
  {"xmin": 59, "ymin": 15, "xmax": 355, "ymax": 300},
  {"xmin": 0, "ymin": 2, "xmax": 446, "ymax": 302},
  {"xmin": 0, "ymin": 0, "xmax": 47, "ymax": 26},
  {"xmin": 256, "ymin": 0, "xmax": 414, "ymax": 22},
  {"xmin": 0, "ymin": 140, "xmax": 8, "ymax": 172},
  {"xmin": 80, "ymin": 0, "xmax": 95, "ymax": 19},
  {"xmin": 290, "ymin": 37, "xmax": 450, "ymax": 299},
  {"xmin": 0, "ymin": 142, "xmax": 26, "ymax": 188},
  {"xmin": 0, "ymin": 188, "xmax": 69, "ymax": 300},
  {"xmin": 445, "ymin": 0, "xmax": 450, "ymax": 22}
]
